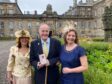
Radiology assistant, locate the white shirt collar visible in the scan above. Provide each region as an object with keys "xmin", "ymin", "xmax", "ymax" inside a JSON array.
[{"xmin": 41, "ymin": 38, "xmax": 50, "ymax": 44}]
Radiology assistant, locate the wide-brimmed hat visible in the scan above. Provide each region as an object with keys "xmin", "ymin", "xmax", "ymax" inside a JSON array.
[{"xmin": 15, "ymin": 29, "xmax": 32, "ymax": 43}]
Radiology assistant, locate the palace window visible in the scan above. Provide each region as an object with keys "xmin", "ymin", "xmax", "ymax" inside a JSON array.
[
  {"xmin": 8, "ymin": 9, "xmax": 14, "ymax": 14},
  {"xmin": 94, "ymin": 21, "xmax": 97, "ymax": 29},
  {"xmin": 0, "ymin": 9, "xmax": 4, "ymax": 15},
  {"xmin": 18, "ymin": 22, "xmax": 23, "ymax": 29},
  {"xmin": 87, "ymin": 8, "xmax": 92, "ymax": 16},
  {"xmin": 77, "ymin": 22, "xmax": 81, "ymax": 29},
  {"xmin": 0, "ymin": 22, "xmax": 4, "ymax": 29},
  {"xmin": 81, "ymin": 21, "xmax": 85, "ymax": 29},
  {"xmin": 0, "ymin": 9, "xmax": 2, "ymax": 14},
  {"xmin": 80, "ymin": 8, "xmax": 85, "ymax": 16},
  {"xmin": 57, "ymin": 22, "xmax": 62, "ymax": 28},
  {"xmin": 88, "ymin": 22, "xmax": 91, "ymax": 28},
  {"xmin": 9, "ymin": 22, "xmax": 14, "ymax": 29},
  {"xmin": 110, "ymin": 34, "xmax": 112, "ymax": 38},
  {"xmin": 74, "ymin": 22, "xmax": 77, "ymax": 28},
  {"xmin": 28, "ymin": 23, "xmax": 32, "ymax": 29}
]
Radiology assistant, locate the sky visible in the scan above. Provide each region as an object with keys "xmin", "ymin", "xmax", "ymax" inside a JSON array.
[{"xmin": 11, "ymin": 0, "xmax": 86, "ymax": 14}]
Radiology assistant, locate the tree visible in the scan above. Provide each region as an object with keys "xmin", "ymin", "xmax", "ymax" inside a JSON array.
[{"xmin": 102, "ymin": 4, "xmax": 112, "ymax": 41}]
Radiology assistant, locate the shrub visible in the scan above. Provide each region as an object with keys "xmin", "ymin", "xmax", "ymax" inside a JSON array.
[{"xmin": 84, "ymin": 66, "xmax": 112, "ymax": 84}]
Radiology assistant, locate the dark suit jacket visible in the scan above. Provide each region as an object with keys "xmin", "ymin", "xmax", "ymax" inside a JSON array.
[{"xmin": 30, "ymin": 38, "xmax": 61, "ymax": 84}]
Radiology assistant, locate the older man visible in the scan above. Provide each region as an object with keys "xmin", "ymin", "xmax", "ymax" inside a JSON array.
[{"xmin": 30, "ymin": 23, "xmax": 61, "ymax": 84}]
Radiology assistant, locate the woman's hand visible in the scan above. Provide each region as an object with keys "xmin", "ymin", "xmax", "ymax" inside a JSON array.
[
  {"xmin": 7, "ymin": 72, "xmax": 13, "ymax": 82},
  {"xmin": 62, "ymin": 67, "xmax": 72, "ymax": 74}
]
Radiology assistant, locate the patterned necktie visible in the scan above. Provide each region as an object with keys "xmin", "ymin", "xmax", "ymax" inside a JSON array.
[{"xmin": 43, "ymin": 42, "xmax": 48, "ymax": 57}]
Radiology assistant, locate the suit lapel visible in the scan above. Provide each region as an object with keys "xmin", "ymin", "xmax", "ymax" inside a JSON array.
[
  {"xmin": 37, "ymin": 39, "xmax": 43, "ymax": 54},
  {"xmin": 48, "ymin": 38, "xmax": 53, "ymax": 58}
]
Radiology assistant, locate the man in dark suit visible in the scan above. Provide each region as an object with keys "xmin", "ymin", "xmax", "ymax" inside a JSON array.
[{"xmin": 30, "ymin": 23, "xmax": 61, "ymax": 84}]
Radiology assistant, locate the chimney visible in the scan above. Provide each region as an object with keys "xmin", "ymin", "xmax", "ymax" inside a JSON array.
[
  {"xmin": 15, "ymin": 0, "xmax": 17, "ymax": 3},
  {"xmin": 34, "ymin": 10, "xmax": 37, "ymax": 15}
]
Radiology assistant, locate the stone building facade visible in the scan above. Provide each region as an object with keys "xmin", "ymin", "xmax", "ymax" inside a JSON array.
[
  {"xmin": 65, "ymin": 0, "xmax": 112, "ymax": 38},
  {"xmin": 0, "ymin": 0, "xmax": 112, "ymax": 38}
]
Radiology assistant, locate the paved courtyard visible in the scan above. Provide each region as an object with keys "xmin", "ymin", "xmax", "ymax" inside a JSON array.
[{"xmin": 0, "ymin": 41, "xmax": 15, "ymax": 84}]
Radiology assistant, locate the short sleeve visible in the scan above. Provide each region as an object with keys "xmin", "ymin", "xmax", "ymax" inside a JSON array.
[
  {"xmin": 7, "ymin": 46, "xmax": 15, "ymax": 71},
  {"xmin": 78, "ymin": 46, "xmax": 86, "ymax": 57}
]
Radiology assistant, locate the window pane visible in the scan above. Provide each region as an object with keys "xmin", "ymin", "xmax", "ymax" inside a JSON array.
[
  {"xmin": 9, "ymin": 22, "xmax": 14, "ymax": 29},
  {"xmin": 8, "ymin": 9, "xmax": 14, "ymax": 14},
  {"xmin": 0, "ymin": 22, "xmax": 4, "ymax": 29}
]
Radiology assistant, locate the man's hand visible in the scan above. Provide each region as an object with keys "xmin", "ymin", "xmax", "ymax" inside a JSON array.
[
  {"xmin": 37, "ymin": 59, "xmax": 50, "ymax": 69},
  {"xmin": 45, "ymin": 59, "xmax": 50, "ymax": 66},
  {"xmin": 37, "ymin": 62, "xmax": 45, "ymax": 69}
]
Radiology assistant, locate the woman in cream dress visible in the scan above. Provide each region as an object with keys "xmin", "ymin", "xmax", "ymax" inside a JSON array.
[{"xmin": 7, "ymin": 30, "xmax": 32, "ymax": 84}]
